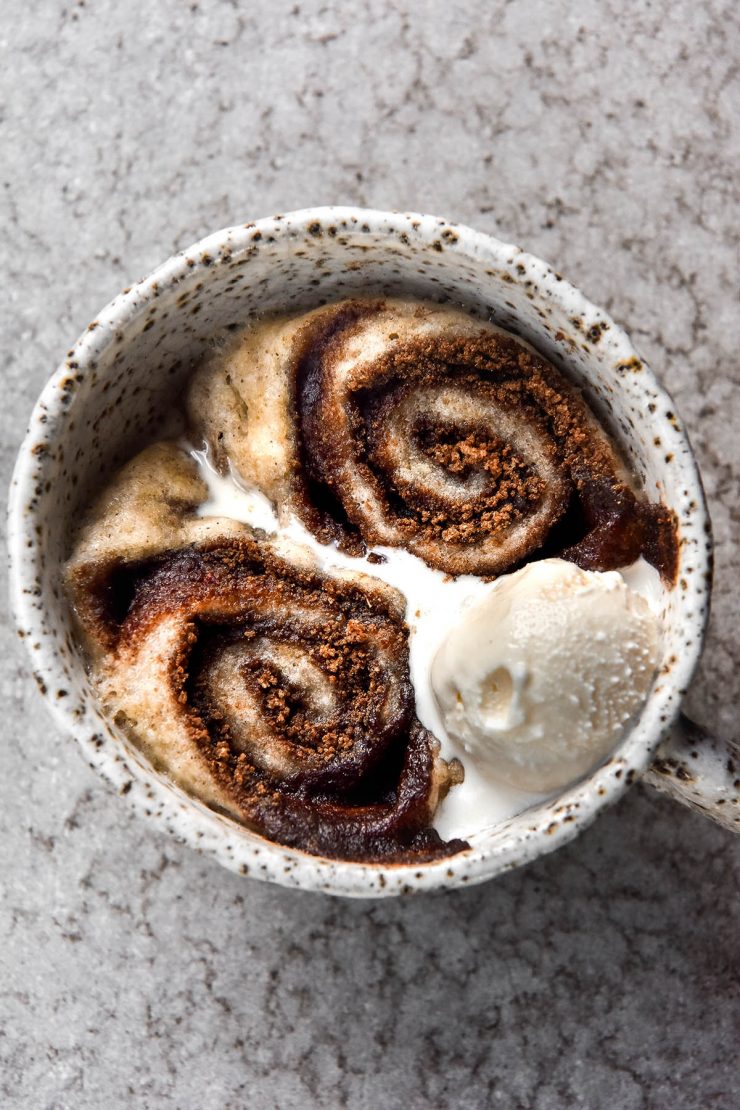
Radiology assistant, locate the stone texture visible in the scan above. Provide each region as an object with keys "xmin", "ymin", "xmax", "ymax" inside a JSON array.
[{"xmin": 0, "ymin": 1, "xmax": 738, "ymax": 1107}]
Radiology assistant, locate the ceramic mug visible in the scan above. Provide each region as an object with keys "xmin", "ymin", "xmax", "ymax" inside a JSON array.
[{"xmin": 8, "ymin": 207, "xmax": 738, "ymax": 898}]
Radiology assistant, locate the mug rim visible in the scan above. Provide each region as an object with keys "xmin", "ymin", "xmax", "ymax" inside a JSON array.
[{"xmin": 7, "ymin": 206, "xmax": 712, "ymax": 897}]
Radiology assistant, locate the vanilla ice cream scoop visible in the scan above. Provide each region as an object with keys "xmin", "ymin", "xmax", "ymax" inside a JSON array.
[{"xmin": 431, "ymin": 558, "xmax": 660, "ymax": 793}]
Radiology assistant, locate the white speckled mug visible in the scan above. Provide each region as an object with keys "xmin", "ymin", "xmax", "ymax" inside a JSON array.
[{"xmin": 8, "ymin": 208, "xmax": 738, "ymax": 897}]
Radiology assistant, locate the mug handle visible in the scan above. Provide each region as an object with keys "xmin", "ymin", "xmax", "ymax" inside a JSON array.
[{"xmin": 641, "ymin": 713, "xmax": 739, "ymax": 832}]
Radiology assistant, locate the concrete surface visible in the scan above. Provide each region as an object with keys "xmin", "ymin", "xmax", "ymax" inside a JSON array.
[{"xmin": 1, "ymin": 2, "xmax": 738, "ymax": 1107}]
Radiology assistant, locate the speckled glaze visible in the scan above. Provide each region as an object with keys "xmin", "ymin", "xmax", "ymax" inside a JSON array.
[{"xmin": 7, "ymin": 207, "xmax": 736, "ymax": 898}]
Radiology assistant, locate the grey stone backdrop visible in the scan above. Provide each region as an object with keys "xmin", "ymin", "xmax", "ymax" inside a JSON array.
[{"xmin": 1, "ymin": 2, "xmax": 738, "ymax": 1107}]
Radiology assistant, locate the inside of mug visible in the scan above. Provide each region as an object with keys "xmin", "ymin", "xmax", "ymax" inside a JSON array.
[{"xmin": 25, "ymin": 214, "xmax": 705, "ymax": 870}]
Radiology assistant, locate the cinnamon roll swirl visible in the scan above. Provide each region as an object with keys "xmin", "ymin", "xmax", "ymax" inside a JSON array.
[
  {"xmin": 189, "ymin": 298, "xmax": 676, "ymax": 578},
  {"xmin": 66, "ymin": 443, "xmax": 465, "ymax": 862},
  {"xmin": 66, "ymin": 296, "xmax": 679, "ymax": 863}
]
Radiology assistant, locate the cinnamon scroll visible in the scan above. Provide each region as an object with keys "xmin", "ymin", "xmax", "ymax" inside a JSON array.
[
  {"xmin": 189, "ymin": 298, "xmax": 676, "ymax": 578},
  {"xmin": 66, "ymin": 296, "xmax": 679, "ymax": 863},
  {"xmin": 66, "ymin": 444, "xmax": 465, "ymax": 862}
]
